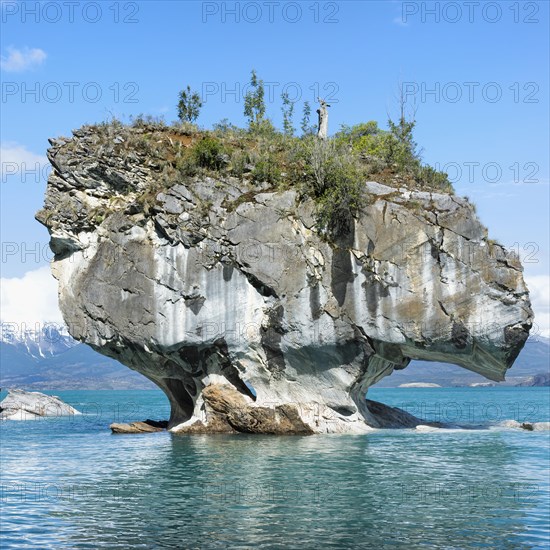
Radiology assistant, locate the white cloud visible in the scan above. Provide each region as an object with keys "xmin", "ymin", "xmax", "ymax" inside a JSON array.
[
  {"xmin": 1, "ymin": 46, "xmax": 47, "ymax": 72},
  {"xmin": 0, "ymin": 266, "xmax": 63, "ymax": 327},
  {"xmin": 1, "ymin": 142, "xmax": 50, "ymax": 180},
  {"xmin": 526, "ymin": 275, "xmax": 550, "ymax": 338}
]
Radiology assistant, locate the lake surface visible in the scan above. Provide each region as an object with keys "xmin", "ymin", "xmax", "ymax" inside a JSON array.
[{"xmin": 1, "ymin": 387, "xmax": 549, "ymax": 549}]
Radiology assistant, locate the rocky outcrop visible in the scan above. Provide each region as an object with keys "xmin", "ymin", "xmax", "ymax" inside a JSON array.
[
  {"xmin": 0, "ymin": 389, "xmax": 81, "ymax": 420},
  {"xmin": 37, "ymin": 125, "xmax": 532, "ymax": 433}
]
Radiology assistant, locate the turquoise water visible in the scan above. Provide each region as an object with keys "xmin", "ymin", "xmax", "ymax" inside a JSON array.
[{"xmin": 0, "ymin": 388, "xmax": 549, "ymax": 549}]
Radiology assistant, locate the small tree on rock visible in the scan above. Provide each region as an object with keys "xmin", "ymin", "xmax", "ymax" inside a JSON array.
[
  {"xmin": 244, "ymin": 70, "xmax": 266, "ymax": 131},
  {"xmin": 281, "ymin": 91, "xmax": 295, "ymax": 136},
  {"xmin": 177, "ymin": 85, "xmax": 202, "ymax": 123},
  {"xmin": 301, "ymin": 101, "xmax": 312, "ymax": 135}
]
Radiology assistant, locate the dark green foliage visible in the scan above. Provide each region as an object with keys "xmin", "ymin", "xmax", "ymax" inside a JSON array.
[
  {"xmin": 416, "ymin": 165, "xmax": 453, "ymax": 192},
  {"xmin": 301, "ymin": 139, "xmax": 366, "ymax": 237},
  {"xmin": 316, "ymin": 176, "xmax": 364, "ymax": 237},
  {"xmin": 385, "ymin": 115, "xmax": 418, "ymax": 172},
  {"xmin": 177, "ymin": 85, "xmax": 202, "ymax": 123},
  {"xmin": 252, "ymin": 154, "xmax": 282, "ymax": 185},
  {"xmin": 178, "ymin": 136, "xmax": 227, "ymax": 175},
  {"xmin": 192, "ymin": 136, "xmax": 226, "ymax": 170}
]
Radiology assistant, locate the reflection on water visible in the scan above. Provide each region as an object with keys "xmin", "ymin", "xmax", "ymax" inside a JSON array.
[{"xmin": 0, "ymin": 389, "xmax": 549, "ymax": 548}]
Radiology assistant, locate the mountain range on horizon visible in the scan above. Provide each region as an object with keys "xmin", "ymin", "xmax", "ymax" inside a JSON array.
[
  {"xmin": 0, "ymin": 324, "xmax": 548, "ymax": 390},
  {"xmin": 0, "ymin": 324, "xmax": 155, "ymax": 390}
]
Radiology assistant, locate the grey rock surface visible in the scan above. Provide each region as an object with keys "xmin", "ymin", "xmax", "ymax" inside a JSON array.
[
  {"xmin": 37, "ymin": 125, "xmax": 533, "ymax": 433},
  {"xmin": 0, "ymin": 388, "xmax": 81, "ymax": 420}
]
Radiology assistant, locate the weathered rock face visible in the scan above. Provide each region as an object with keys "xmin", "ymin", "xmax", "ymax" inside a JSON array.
[{"xmin": 37, "ymin": 126, "xmax": 533, "ymax": 433}]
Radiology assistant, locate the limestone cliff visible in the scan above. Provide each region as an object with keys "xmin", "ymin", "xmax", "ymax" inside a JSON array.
[{"xmin": 37, "ymin": 124, "xmax": 533, "ymax": 433}]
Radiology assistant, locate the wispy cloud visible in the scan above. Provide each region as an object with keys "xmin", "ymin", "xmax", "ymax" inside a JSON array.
[
  {"xmin": 0, "ymin": 266, "xmax": 63, "ymax": 326},
  {"xmin": 526, "ymin": 275, "xmax": 550, "ymax": 338},
  {"xmin": 1, "ymin": 46, "xmax": 47, "ymax": 72},
  {"xmin": 0, "ymin": 142, "xmax": 49, "ymax": 180}
]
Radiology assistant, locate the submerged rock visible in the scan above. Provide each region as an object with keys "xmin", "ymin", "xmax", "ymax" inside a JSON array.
[
  {"xmin": 37, "ymin": 125, "xmax": 533, "ymax": 434},
  {"xmin": 0, "ymin": 389, "xmax": 81, "ymax": 420},
  {"xmin": 110, "ymin": 419, "xmax": 168, "ymax": 433},
  {"xmin": 495, "ymin": 420, "xmax": 549, "ymax": 431}
]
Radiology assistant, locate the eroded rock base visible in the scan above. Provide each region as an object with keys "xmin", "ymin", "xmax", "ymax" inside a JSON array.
[
  {"xmin": 364, "ymin": 399, "xmax": 433, "ymax": 429},
  {"xmin": 167, "ymin": 384, "xmax": 432, "ymax": 435},
  {"xmin": 173, "ymin": 385, "xmax": 314, "ymax": 435}
]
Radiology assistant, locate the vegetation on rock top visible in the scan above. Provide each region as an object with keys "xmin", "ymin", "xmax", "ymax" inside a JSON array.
[{"xmin": 58, "ymin": 71, "xmax": 454, "ymax": 240}]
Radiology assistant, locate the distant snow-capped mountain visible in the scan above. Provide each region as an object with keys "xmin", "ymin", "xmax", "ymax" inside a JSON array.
[
  {"xmin": 0, "ymin": 322, "xmax": 154, "ymax": 390},
  {"xmin": 1, "ymin": 323, "xmax": 76, "ymax": 359}
]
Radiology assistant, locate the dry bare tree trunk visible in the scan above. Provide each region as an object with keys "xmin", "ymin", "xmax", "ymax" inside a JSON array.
[{"xmin": 316, "ymin": 97, "xmax": 330, "ymax": 140}]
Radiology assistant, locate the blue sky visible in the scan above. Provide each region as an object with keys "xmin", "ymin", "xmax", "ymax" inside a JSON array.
[{"xmin": 1, "ymin": 0, "xmax": 549, "ymax": 333}]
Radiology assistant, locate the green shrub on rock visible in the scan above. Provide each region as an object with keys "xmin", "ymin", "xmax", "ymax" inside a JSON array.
[
  {"xmin": 300, "ymin": 139, "xmax": 366, "ymax": 237},
  {"xmin": 251, "ymin": 154, "xmax": 282, "ymax": 185},
  {"xmin": 192, "ymin": 136, "xmax": 227, "ymax": 171},
  {"xmin": 415, "ymin": 165, "xmax": 452, "ymax": 192}
]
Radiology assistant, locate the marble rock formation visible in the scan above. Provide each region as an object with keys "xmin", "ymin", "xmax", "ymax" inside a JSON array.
[{"xmin": 36, "ymin": 125, "xmax": 532, "ymax": 433}]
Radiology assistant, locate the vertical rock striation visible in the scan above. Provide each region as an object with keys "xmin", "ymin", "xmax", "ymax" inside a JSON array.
[{"xmin": 37, "ymin": 126, "xmax": 533, "ymax": 433}]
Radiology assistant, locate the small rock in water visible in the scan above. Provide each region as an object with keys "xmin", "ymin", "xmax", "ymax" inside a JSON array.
[
  {"xmin": 110, "ymin": 419, "xmax": 168, "ymax": 434},
  {"xmin": 0, "ymin": 389, "xmax": 81, "ymax": 420},
  {"xmin": 520, "ymin": 422, "xmax": 534, "ymax": 431}
]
